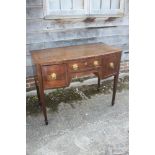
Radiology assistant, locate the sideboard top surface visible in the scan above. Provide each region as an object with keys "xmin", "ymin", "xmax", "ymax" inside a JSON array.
[{"xmin": 31, "ymin": 43, "xmax": 121, "ymax": 64}]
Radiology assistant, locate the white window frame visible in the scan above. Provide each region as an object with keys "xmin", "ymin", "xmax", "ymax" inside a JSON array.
[
  {"xmin": 90, "ymin": 0, "xmax": 125, "ymax": 15},
  {"xmin": 44, "ymin": 0, "xmax": 125, "ymax": 19}
]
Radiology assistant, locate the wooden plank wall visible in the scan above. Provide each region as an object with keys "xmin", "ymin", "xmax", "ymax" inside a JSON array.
[{"xmin": 26, "ymin": 0, "xmax": 129, "ymax": 77}]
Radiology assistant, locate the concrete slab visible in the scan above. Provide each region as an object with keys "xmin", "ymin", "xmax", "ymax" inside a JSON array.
[{"xmin": 27, "ymin": 90, "xmax": 129, "ymax": 155}]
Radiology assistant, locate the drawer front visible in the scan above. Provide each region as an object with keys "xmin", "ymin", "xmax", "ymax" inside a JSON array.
[
  {"xmin": 41, "ymin": 64, "xmax": 68, "ymax": 89},
  {"xmin": 68, "ymin": 60, "xmax": 84, "ymax": 72},
  {"xmin": 68, "ymin": 57, "xmax": 101, "ymax": 72},
  {"xmin": 85, "ymin": 57, "xmax": 102, "ymax": 68},
  {"xmin": 102, "ymin": 52, "xmax": 121, "ymax": 77}
]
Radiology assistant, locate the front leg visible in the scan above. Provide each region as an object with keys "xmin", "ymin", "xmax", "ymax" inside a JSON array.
[
  {"xmin": 36, "ymin": 65, "xmax": 48, "ymax": 125},
  {"xmin": 111, "ymin": 73, "xmax": 119, "ymax": 106},
  {"xmin": 93, "ymin": 72, "xmax": 101, "ymax": 91},
  {"xmin": 39, "ymin": 87, "xmax": 48, "ymax": 125},
  {"xmin": 97, "ymin": 76, "xmax": 101, "ymax": 91},
  {"xmin": 34, "ymin": 76, "xmax": 41, "ymax": 107}
]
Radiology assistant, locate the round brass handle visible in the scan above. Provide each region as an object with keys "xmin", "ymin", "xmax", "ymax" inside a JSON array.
[
  {"xmin": 94, "ymin": 60, "xmax": 99, "ymax": 66},
  {"xmin": 109, "ymin": 62, "xmax": 114, "ymax": 69},
  {"xmin": 49, "ymin": 73, "xmax": 57, "ymax": 80},
  {"xmin": 72, "ymin": 64, "xmax": 78, "ymax": 70}
]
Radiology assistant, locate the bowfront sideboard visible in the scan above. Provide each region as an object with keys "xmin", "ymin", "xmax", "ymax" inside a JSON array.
[{"xmin": 31, "ymin": 43, "xmax": 122, "ymax": 125}]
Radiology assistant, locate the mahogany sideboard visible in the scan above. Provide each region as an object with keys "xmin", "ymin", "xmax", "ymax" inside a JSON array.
[{"xmin": 31, "ymin": 43, "xmax": 122, "ymax": 125}]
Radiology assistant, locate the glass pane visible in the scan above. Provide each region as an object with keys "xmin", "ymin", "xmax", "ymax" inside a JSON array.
[
  {"xmin": 111, "ymin": 0, "xmax": 120, "ymax": 9},
  {"xmin": 91, "ymin": 0, "xmax": 101, "ymax": 10},
  {"xmin": 49, "ymin": 0, "xmax": 60, "ymax": 10},
  {"xmin": 101, "ymin": 0, "xmax": 111, "ymax": 10},
  {"xmin": 73, "ymin": 0, "xmax": 84, "ymax": 10},
  {"xmin": 61, "ymin": 0, "xmax": 72, "ymax": 10}
]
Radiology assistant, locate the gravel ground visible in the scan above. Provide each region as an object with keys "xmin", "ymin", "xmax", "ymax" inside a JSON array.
[{"xmin": 27, "ymin": 89, "xmax": 129, "ymax": 155}]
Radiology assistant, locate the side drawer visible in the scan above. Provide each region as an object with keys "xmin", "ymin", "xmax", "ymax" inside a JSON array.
[
  {"xmin": 41, "ymin": 64, "xmax": 68, "ymax": 89},
  {"xmin": 102, "ymin": 52, "xmax": 121, "ymax": 77}
]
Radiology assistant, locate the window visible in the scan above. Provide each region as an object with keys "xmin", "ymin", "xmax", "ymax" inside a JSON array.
[
  {"xmin": 90, "ymin": 0, "xmax": 124, "ymax": 15},
  {"xmin": 44, "ymin": 0, "xmax": 88, "ymax": 16},
  {"xmin": 44, "ymin": 0, "xmax": 125, "ymax": 18}
]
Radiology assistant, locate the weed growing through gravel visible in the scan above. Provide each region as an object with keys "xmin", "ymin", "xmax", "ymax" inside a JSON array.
[{"xmin": 26, "ymin": 76, "xmax": 129, "ymax": 115}]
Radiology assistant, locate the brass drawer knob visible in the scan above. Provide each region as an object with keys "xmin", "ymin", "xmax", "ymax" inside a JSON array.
[
  {"xmin": 94, "ymin": 60, "xmax": 99, "ymax": 66},
  {"xmin": 72, "ymin": 64, "xmax": 78, "ymax": 70},
  {"xmin": 49, "ymin": 73, "xmax": 57, "ymax": 80},
  {"xmin": 109, "ymin": 62, "xmax": 114, "ymax": 69}
]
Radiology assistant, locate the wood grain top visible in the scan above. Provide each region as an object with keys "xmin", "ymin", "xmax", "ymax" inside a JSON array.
[{"xmin": 31, "ymin": 43, "xmax": 122, "ymax": 64}]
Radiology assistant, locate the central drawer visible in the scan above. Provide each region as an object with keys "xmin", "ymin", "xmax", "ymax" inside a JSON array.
[{"xmin": 68, "ymin": 57, "xmax": 102, "ymax": 72}]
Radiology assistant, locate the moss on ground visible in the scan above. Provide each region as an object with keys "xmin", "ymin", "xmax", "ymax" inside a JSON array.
[{"xmin": 26, "ymin": 75, "xmax": 129, "ymax": 115}]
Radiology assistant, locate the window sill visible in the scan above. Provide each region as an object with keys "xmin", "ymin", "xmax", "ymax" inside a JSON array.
[{"xmin": 44, "ymin": 13, "xmax": 124, "ymax": 20}]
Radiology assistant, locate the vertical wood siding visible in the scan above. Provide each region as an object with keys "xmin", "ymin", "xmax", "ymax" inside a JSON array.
[{"xmin": 26, "ymin": 0, "xmax": 129, "ymax": 77}]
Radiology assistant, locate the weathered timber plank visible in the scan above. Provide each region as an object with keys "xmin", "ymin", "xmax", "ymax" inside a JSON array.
[
  {"xmin": 26, "ymin": 15, "xmax": 128, "ymax": 33},
  {"xmin": 26, "ymin": 6, "xmax": 43, "ymax": 19},
  {"xmin": 26, "ymin": 42, "xmax": 45, "ymax": 55},
  {"xmin": 43, "ymin": 37, "xmax": 98, "ymax": 50},
  {"xmin": 26, "ymin": 37, "xmax": 99, "ymax": 56},
  {"xmin": 26, "ymin": 31, "xmax": 128, "ymax": 53},
  {"xmin": 26, "ymin": 55, "xmax": 33, "ymax": 67},
  {"xmin": 112, "ymin": 43, "xmax": 128, "ymax": 51},
  {"xmin": 42, "ymin": 16, "xmax": 128, "ymax": 32},
  {"xmin": 97, "ymin": 35, "xmax": 129, "ymax": 45},
  {"xmin": 26, "ymin": 0, "xmax": 42, "ymax": 6},
  {"xmin": 26, "ymin": 37, "xmax": 97, "ymax": 56},
  {"xmin": 26, "ymin": 32, "xmax": 45, "ymax": 44},
  {"xmin": 26, "ymin": 34, "xmax": 128, "ymax": 55},
  {"xmin": 43, "ymin": 35, "xmax": 129, "ymax": 50},
  {"xmin": 26, "ymin": 66, "xmax": 36, "ymax": 77},
  {"xmin": 26, "ymin": 19, "xmax": 43, "ymax": 32},
  {"xmin": 27, "ymin": 25, "xmax": 128, "ymax": 44}
]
